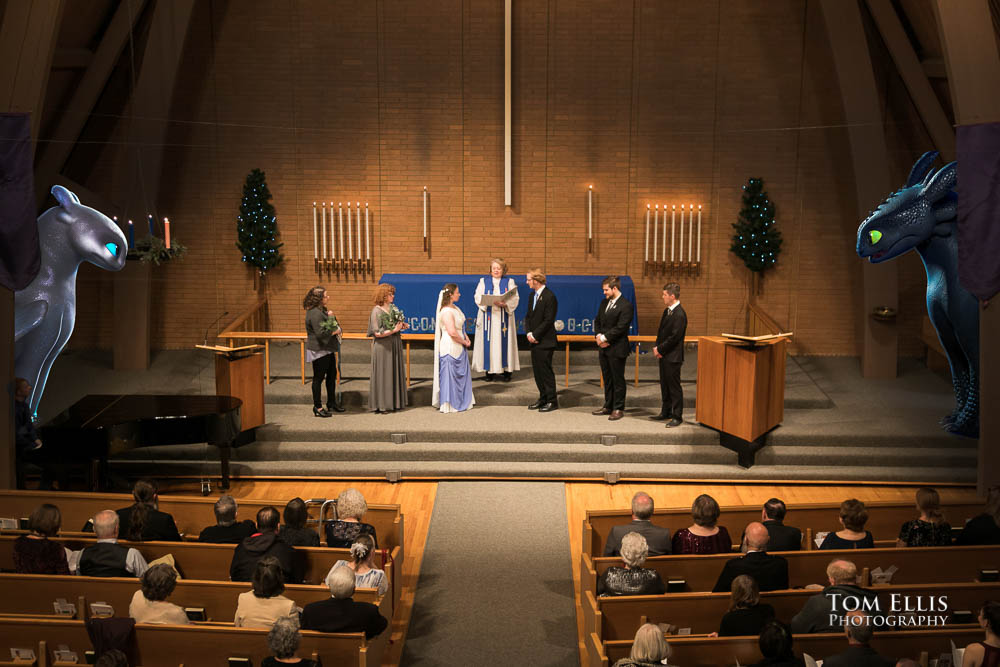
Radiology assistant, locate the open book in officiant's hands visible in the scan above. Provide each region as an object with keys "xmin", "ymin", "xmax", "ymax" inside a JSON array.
[{"xmin": 480, "ymin": 286, "xmax": 517, "ymax": 307}]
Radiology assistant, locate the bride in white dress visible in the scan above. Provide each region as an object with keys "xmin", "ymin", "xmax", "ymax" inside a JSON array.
[{"xmin": 432, "ymin": 283, "xmax": 475, "ymax": 413}]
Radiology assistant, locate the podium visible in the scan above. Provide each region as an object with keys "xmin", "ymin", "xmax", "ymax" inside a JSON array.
[
  {"xmin": 696, "ymin": 335, "xmax": 789, "ymax": 467},
  {"xmin": 197, "ymin": 345, "xmax": 265, "ymax": 431}
]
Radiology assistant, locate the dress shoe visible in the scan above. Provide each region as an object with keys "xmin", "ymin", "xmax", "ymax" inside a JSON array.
[
  {"xmin": 538, "ymin": 402, "xmax": 558, "ymax": 412},
  {"xmin": 327, "ymin": 403, "xmax": 346, "ymax": 413},
  {"xmin": 591, "ymin": 408, "xmax": 612, "ymax": 416},
  {"xmin": 666, "ymin": 418, "xmax": 683, "ymax": 428},
  {"xmin": 313, "ymin": 407, "xmax": 332, "ymax": 418},
  {"xmin": 609, "ymin": 410, "xmax": 624, "ymax": 421},
  {"xmin": 502, "ymin": 372, "xmax": 512, "ymax": 382},
  {"xmin": 485, "ymin": 373, "xmax": 496, "ymax": 382},
  {"xmin": 528, "ymin": 400, "xmax": 543, "ymax": 410}
]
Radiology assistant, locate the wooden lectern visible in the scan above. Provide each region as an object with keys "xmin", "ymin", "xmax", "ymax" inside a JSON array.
[
  {"xmin": 696, "ymin": 335, "xmax": 789, "ymax": 467},
  {"xmin": 196, "ymin": 345, "xmax": 265, "ymax": 431}
]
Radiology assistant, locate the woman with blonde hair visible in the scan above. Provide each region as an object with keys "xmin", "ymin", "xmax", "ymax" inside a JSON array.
[
  {"xmin": 432, "ymin": 283, "xmax": 475, "ymax": 412},
  {"xmin": 613, "ymin": 623, "xmax": 673, "ymax": 667},
  {"xmin": 324, "ymin": 488, "xmax": 378, "ymax": 548},
  {"xmin": 367, "ymin": 283, "xmax": 408, "ymax": 413},
  {"xmin": 897, "ymin": 487, "xmax": 952, "ymax": 547},
  {"xmin": 472, "ymin": 258, "xmax": 520, "ymax": 382},
  {"xmin": 718, "ymin": 575, "xmax": 775, "ymax": 637},
  {"xmin": 325, "ymin": 533, "xmax": 388, "ymax": 597}
]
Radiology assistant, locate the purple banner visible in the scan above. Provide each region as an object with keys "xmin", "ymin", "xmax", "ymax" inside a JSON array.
[
  {"xmin": 957, "ymin": 122, "xmax": 1000, "ymax": 301},
  {"xmin": 0, "ymin": 113, "xmax": 39, "ymax": 291}
]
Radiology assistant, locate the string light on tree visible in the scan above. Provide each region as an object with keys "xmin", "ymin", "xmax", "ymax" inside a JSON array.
[
  {"xmin": 730, "ymin": 177, "xmax": 782, "ymax": 273},
  {"xmin": 236, "ymin": 168, "xmax": 284, "ymax": 275}
]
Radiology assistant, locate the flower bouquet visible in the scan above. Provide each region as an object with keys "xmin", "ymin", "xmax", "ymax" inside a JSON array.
[
  {"xmin": 378, "ymin": 305, "xmax": 405, "ymax": 331},
  {"xmin": 320, "ymin": 314, "xmax": 339, "ymax": 334}
]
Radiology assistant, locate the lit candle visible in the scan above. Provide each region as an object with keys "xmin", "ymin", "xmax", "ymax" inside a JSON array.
[
  {"xmin": 338, "ymin": 203, "xmax": 344, "ymax": 260},
  {"xmin": 697, "ymin": 205, "xmax": 702, "ymax": 263},
  {"xmin": 356, "ymin": 202, "xmax": 362, "ymax": 259},
  {"xmin": 347, "ymin": 203, "xmax": 353, "ymax": 260},
  {"xmin": 423, "ymin": 187, "xmax": 427, "ymax": 241},
  {"xmin": 365, "ymin": 202, "xmax": 370, "ymax": 260},
  {"xmin": 671, "ymin": 206, "xmax": 676, "ymax": 262},
  {"xmin": 688, "ymin": 204, "xmax": 694, "ymax": 262},
  {"xmin": 313, "ymin": 202, "xmax": 332, "ymax": 261},
  {"xmin": 126, "ymin": 218, "xmax": 135, "ymax": 248},
  {"xmin": 644, "ymin": 205, "xmax": 650, "ymax": 262},
  {"xmin": 588, "ymin": 185, "xmax": 593, "ymax": 240},
  {"xmin": 148, "ymin": 215, "xmax": 154, "ymax": 236},
  {"xmin": 164, "ymin": 217, "xmax": 171, "ymax": 250},
  {"xmin": 653, "ymin": 205, "xmax": 659, "ymax": 262}
]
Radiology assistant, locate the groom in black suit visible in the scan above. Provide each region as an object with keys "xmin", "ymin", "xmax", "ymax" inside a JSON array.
[
  {"xmin": 593, "ymin": 276, "xmax": 633, "ymax": 421},
  {"xmin": 524, "ymin": 268, "xmax": 559, "ymax": 412},
  {"xmin": 653, "ymin": 282, "xmax": 687, "ymax": 427}
]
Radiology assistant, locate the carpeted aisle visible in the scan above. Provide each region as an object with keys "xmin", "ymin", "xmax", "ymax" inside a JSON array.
[{"xmin": 400, "ymin": 482, "xmax": 578, "ymax": 666}]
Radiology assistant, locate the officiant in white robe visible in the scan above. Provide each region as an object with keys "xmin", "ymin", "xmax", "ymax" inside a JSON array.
[{"xmin": 472, "ymin": 258, "xmax": 520, "ymax": 381}]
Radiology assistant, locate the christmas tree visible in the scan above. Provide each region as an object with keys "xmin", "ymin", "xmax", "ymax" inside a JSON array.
[
  {"xmin": 730, "ymin": 177, "xmax": 782, "ymax": 273},
  {"xmin": 236, "ymin": 168, "xmax": 284, "ymax": 274}
]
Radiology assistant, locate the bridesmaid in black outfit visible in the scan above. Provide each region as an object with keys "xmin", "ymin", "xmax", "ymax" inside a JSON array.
[{"xmin": 304, "ymin": 286, "xmax": 344, "ymax": 417}]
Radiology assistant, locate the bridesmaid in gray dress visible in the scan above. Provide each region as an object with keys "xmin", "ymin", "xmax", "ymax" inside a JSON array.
[{"xmin": 367, "ymin": 283, "xmax": 409, "ymax": 413}]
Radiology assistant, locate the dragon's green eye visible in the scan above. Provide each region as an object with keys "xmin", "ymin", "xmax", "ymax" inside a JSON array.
[{"xmin": 869, "ymin": 230, "xmax": 882, "ymax": 245}]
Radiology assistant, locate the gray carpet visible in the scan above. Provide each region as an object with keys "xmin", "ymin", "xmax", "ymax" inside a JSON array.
[{"xmin": 400, "ymin": 482, "xmax": 578, "ymax": 666}]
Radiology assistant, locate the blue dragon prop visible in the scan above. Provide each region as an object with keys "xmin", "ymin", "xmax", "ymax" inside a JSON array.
[{"xmin": 855, "ymin": 151, "xmax": 979, "ymax": 437}]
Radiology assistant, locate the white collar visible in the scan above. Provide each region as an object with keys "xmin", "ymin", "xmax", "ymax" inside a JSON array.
[
  {"xmin": 535, "ymin": 285, "xmax": 545, "ymax": 296},
  {"xmin": 668, "ymin": 301, "xmax": 680, "ymax": 312}
]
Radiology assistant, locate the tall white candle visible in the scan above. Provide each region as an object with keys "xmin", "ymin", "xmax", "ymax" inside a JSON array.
[
  {"xmin": 588, "ymin": 185, "xmax": 593, "ymax": 240},
  {"xmin": 329, "ymin": 202, "xmax": 335, "ymax": 260},
  {"xmin": 688, "ymin": 204, "xmax": 694, "ymax": 262},
  {"xmin": 644, "ymin": 205, "xmax": 650, "ymax": 262},
  {"xmin": 653, "ymin": 205, "xmax": 659, "ymax": 262},
  {"xmin": 338, "ymin": 203, "xmax": 344, "ymax": 260},
  {"xmin": 319, "ymin": 203, "xmax": 325, "ymax": 260},
  {"xmin": 347, "ymin": 203, "xmax": 353, "ymax": 260},
  {"xmin": 697, "ymin": 205, "xmax": 702, "ymax": 263},
  {"xmin": 671, "ymin": 206, "xmax": 676, "ymax": 262},
  {"xmin": 423, "ymin": 187, "xmax": 427, "ymax": 240},
  {"xmin": 356, "ymin": 202, "xmax": 362, "ymax": 259},
  {"xmin": 365, "ymin": 203, "xmax": 370, "ymax": 260},
  {"xmin": 679, "ymin": 206, "xmax": 685, "ymax": 263}
]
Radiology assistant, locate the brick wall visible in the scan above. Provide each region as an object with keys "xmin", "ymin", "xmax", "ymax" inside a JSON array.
[{"xmin": 68, "ymin": 0, "xmax": 933, "ymax": 356}]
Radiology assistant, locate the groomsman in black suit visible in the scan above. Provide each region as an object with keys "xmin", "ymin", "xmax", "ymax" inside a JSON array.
[
  {"xmin": 593, "ymin": 276, "xmax": 633, "ymax": 421},
  {"xmin": 525, "ymin": 268, "xmax": 559, "ymax": 412},
  {"xmin": 653, "ymin": 282, "xmax": 687, "ymax": 427}
]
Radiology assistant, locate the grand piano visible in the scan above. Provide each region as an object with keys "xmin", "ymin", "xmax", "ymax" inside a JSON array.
[{"xmin": 39, "ymin": 394, "xmax": 242, "ymax": 490}]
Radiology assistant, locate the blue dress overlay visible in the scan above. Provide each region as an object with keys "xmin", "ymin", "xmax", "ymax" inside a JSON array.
[{"xmin": 432, "ymin": 304, "xmax": 475, "ymax": 413}]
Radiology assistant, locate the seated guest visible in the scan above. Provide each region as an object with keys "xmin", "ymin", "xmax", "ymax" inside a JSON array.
[
  {"xmin": 748, "ymin": 621, "xmax": 804, "ymax": 667},
  {"xmin": 612, "ymin": 623, "xmax": 674, "ymax": 667},
  {"xmin": 280, "ymin": 497, "xmax": 320, "ymax": 547},
  {"xmin": 79, "ymin": 510, "xmax": 148, "ymax": 578},
  {"xmin": 962, "ymin": 600, "xmax": 1000, "ymax": 667},
  {"xmin": 819, "ymin": 499, "xmax": 875, "ymax": 550},
  {"xmin": 823, "ymin": 610, "xmax": 893, "ymax": 667},
  {"xmin": 198, "ymin": 494, "xmax": 256, "ymax": 544},
  {"xmin": 128, "ymin": 563, "xmax": 188, "ymax": 624},
  {"xmin": 13, "ymin": 503, "xmax": 70, "ymax": 574},
  {"xmin": 116, "ymin": 479, "xmax": 182, "ymax": 542},
  {"xmin": 897, "ymin": 487, "xmax": 952, "ymax": 547},
  {"xmin": 235, "ymin": 557, "xmax": 298, "ymax": 628},
  {"xmin": 231, "ymin": 506, "xmax": 304, "ymax": 584},
  {"xmin": 597, "ymin": 532, "xmax": 666, "ymax": 597},
  {"xmin": 713, "ymin": 522, "xmax": 788, "ymax": 593},
  {"xmin": 262, "ymin": 617, "xmax": 318, "ymax": 667},
  {"xmin": 759, "ymin": 498, "xmax": 802, "ymax": 551},
  {"xmin": 324, "ymin": 488, "xmax": 378, "ymax": 548},
  {"xmin": 301, "ymin": 566, "xmax": 388, "ymax": 639},
  {"xmin": 718, "ymin": 575, "xmax": 775, "ymax": 637},
  {"xmin": 791, "ymin": 559, "xmax": 880, "ymax": 634},
  {"xmin": 603, "ymin": 492, "xmax": 671, "ymax": 557},
  {"xmin": 671, "ymin": 494, "xmax": 732, "ymax": 554},
  {"xmin": 956, "ymin": 486, "xmax": 1000, "ymax": 546},
  {"xmin": 326, "ymin": 534, "xmax": 388, "ymax": 598}
]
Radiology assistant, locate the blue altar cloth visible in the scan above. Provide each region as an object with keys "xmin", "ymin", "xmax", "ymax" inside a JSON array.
[{"xmin": 378, "ymin": 274, "xmax": 638, "ymax": 336}]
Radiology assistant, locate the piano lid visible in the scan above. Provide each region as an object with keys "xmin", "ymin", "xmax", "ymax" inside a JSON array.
[{"xmin": 45, "ymin": 394, "xmax": 242, "ymax": 430}]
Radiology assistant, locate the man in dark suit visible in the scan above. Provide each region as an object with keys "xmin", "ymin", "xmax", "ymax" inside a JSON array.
[
  {"xmin": 301, "ymin": 565, "xmax": 388, "ymax": 639},
  {"xmin": 592, "ymin": 276, "xmax": 633, "ymax": 421},
  {"xmin": 603, "ymin": 491, "xmax": 671, "ymax": 557},
  {"xmin": 524, "ymin": 268, "xmax": 559, "ymax": 412},
  {"xmin": 760, "ymin": 498, "xmax": 802, "ymax": 551},
  {"xmin": 712, "ymin": 522, "xmax": 789, "ymax": 592},
  {"xmin": 653, "ymin": 282, "xmax": 687, "ymax": 427}
]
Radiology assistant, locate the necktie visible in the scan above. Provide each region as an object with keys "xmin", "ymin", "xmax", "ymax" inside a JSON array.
[{"xmin": 533, "ymin": 292, "xmax": 538, "ymax": 309}]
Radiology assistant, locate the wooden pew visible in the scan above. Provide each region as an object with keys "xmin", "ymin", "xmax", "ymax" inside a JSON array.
[
  {"xmin": 0, "ymin": 615, "xmax": 389, "ymax": 667},
  {"xmin": 0, "ymin": 536, "xmax": 402, "ymax": 619},
  {"xmin": 581, "ymin": 544, "xmax": 1000, "ymax": 600},
  {"xmin": 0, "ymin": 573, "xmax": 385, "ymax": 624},
  {"xmin": 584, "ymin": 500, "xmax": 984, "ymax": 555},
  {"xmin": 583, "ymin": 580, "xmax": 999, "ymax": 640},
  {"xmin": 592, "ymin": 627, "xmax": 983, "ymax": 667}
]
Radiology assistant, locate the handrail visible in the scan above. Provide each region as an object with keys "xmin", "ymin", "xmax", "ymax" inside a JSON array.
[
  {"xmin": 747, "ymin": 300, "xmax": 783, "ymax": 336},
  {"xmin": 219, "ymin": 296, "xmax": 269, "ymax": 338}
]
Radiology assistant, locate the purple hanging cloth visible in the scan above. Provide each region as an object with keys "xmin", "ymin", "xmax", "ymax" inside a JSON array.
[
  {"xmin": 957, "ymin": 122, "xmax": 1000, "ymax": 301},
  {"xmin": 0, "ymin": 113, "xmax": 40, "ymax": 291}
]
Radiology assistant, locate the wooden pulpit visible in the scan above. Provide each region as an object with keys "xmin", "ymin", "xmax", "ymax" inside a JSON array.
[
  {"xmin": 196, "ymin": 345, "xmax": 265, "ymax": 431},
  {"xmin": 696, "ymin": 334, "xmax": 790, "ymax": 467}
]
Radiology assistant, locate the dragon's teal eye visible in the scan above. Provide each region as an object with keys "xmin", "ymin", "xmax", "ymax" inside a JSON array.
[
  {"xmin": 105, "ymin": 242, "xmax": 119, "ymax": 256},
  {"xmin": 869, "ymin": 230, "xmax": 882, "ymax": 245}
]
